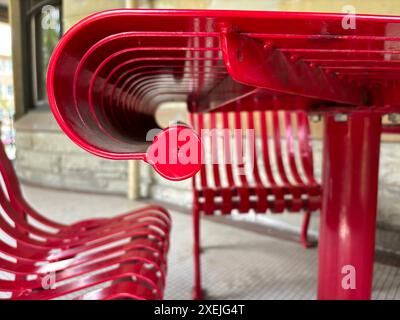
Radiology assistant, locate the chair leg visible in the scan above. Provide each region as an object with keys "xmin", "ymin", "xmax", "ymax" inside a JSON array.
[
  {"xmin": 300, "ymin": 211, "xmax": 314, "ymax": 248},
  {"xmin": 192, "ymin": 207, "xmax": 204, "ymax": 300}
]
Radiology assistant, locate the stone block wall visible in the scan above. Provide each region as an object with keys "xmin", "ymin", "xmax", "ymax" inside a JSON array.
[{"xmin": 15, "ymin": 113, "xmax": 128, "ymax": 195}]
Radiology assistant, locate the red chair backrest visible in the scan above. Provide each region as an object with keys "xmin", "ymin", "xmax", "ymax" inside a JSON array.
[{"xmin": 190, "ymin": 110, "xmax": 320, "ymax": 213}]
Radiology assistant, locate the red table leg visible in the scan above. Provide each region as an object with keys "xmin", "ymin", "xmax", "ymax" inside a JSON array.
[{"xmin": 318, "ymin": 112, "xmax": 382, "ymax": 300}]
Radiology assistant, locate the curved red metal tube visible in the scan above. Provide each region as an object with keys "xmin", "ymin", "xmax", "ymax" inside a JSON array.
[{"xmin": 47, "ymin": 9, "xmax": 400, "ymax": 181}]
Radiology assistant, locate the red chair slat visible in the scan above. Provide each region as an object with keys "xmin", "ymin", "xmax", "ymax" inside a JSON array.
[
  {"xmin": 0, "ymin": 145, "xmax": 170, "ymax": 300},
  {"xmin": 191, "ymin": 110, "xmax": 321, "ymax": 299}
]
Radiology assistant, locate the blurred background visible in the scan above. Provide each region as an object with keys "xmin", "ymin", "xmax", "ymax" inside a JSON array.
[{"xmin": 1, "ymin": 0, "xmax": 400, "ymax": 257}]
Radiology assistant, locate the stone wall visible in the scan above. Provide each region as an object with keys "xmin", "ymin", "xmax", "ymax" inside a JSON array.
[{"xmin": 15, "ymin": 113, "xmax": 128, "ymax": 195}]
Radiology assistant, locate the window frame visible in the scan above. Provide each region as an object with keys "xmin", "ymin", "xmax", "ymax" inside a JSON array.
[{"xmin": 21, "ymin": 0, "xmax": 62, "ymax": 111}]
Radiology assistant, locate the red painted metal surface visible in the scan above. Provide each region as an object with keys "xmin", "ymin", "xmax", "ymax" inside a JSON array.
[
  {"xmin": 318, "ymin": 113, "xmax": 381, "ymax": 300},
  {"xmin": 190, "ymin": 110, "xmax": 321, "ymax": 299},
  {"xmin": 45, "ymin": 9, "xmax": 400, "ymax": 300},
  {"xmin": 47, "ymin": 9, "xmax": 400, "ymax": 175},
  {"xmin": 0, "ymin": 145, "xmax": 170, "ymax": 300},
  {"xmin": 382, "ymin": 124, "xmax": 400, "ymax": 134}
]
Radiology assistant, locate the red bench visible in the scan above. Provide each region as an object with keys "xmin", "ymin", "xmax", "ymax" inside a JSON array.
[
  {"xmin": 0, "ymin": 145, "xmax": 170, "ymax": 300},
  {"xmin": 190, "ymin": 110, "xmax": 321, "ymax": 299}
]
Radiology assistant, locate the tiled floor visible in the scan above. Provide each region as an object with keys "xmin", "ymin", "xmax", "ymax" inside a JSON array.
[{"xmin": 20, "ymin": 185, "xmax": 400, "ymax": 300}]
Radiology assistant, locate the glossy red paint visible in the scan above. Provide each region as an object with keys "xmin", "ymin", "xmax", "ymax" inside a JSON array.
[
  {"xmin": 146, "ymin": 125, "xmax": 202, "ymax": 181},
  {"xmin": 382, "ymin": 124, "xmax": 400, "ymax": 134},
  {"xmin": 190, "ymin": 110, "xmax": 321, "ymax": 299},
  {"xmin": 318, "ymin": 113, "xmax": 382, "ymax": 300},
  {"xmin": 0, "ymin": 145, "xmax": 171, "ymax": 300},
  {"xmin": 47, "ymin": 9, "xmax": 400, "ymax": 172}
]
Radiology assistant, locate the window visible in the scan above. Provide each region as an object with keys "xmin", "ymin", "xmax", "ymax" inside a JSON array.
[
  {"xmin": 6, "ymin": 60, "xmax": 12, "ymax": 73},
  {"xmin": 22, "ymin": 0, "xmax": 62, "ymax": 110},
  {"xmin": 0, "ymin": 5, "xmax": 7, "ymax": 24},
  {"xmin": 0, "ymin": 59, "xmax": 12, "ymax": 74},
  {"xmin": 6, "ymin": 85, "xmax": 12, "ymax": 97}
]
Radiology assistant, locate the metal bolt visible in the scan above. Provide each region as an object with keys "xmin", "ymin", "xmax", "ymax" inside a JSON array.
[
  {"xmin": 334, "ymin": 113, "xmax": 349, "ymax": 122},
  {"xmin": 309, "ymin": 114, "xmax": 322, "ymax": 123},
  {"xmin": 388, "ymin": 113, "xmax": 400, "ymax": 124}
]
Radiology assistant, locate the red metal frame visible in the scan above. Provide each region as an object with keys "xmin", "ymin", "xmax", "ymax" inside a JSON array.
[
  {"xmin": 0, "ymin": 145, "xmax": 171, "ymax": 300},
  {"xmin": 190, "ymin": 110, "xmax": 320, "ymax": 299},
  {"xmin": 318, "ymin": 113, "xmax": 381, "ymax": 300},
  {"xmin": 45, "ymin": 9, "xmax": 400, "ymax": 300},
  {"xmin": 382, "ymin": 124, "xmax": 400, "ymax": 134},
  {"xmin": 47, "ymin": 10, "xmax": 400, "ymax": 166}
]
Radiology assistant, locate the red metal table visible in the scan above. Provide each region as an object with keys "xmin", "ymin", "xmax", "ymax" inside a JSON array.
[{"xmin": 47, "ymin": 9, "xmax": 400, "ymax": 299}]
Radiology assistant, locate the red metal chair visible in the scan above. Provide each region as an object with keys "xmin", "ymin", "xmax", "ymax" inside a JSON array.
[
  {"xmin": 0, "ymin": 143, "xmax": 171, "ymax": 240},
  {"xmin": 0, "ymin": 145, "xmax": 171, "ymax": 300},
  {"xmin": 190, "ymin": 110, "xmax": 321, "ymax": 299}
]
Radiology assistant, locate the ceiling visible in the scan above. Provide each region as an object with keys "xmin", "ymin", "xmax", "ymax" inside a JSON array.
[{"xmin": 0, "ymin": 0, "xmax": 7, "ymax": 7}]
